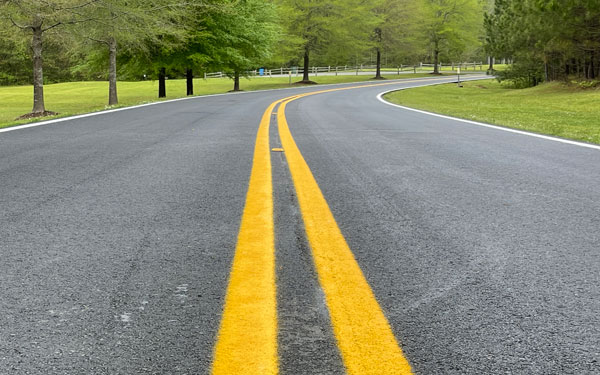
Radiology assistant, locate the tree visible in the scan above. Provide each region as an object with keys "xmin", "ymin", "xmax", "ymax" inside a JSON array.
[
  {"xmin": 204, "ymin": 0, "xmax": 279, "ymax": 91},
  {"xmin": 486, "ymin": 0, "xmax": 600, "ymax": 86},
  {"xmin": 71, "ymin": 0, "xmax": 186, "ymax": 105},
  {"xmin": 276, "ymin": 0, "xmax": 374, "ymax": 83},
  {"xmin": 372, "ymin": 0, "xmax": 424, "ymax": 78},
  {"xmin": 0, "ymin": 0, "xmax": 98, "ymax": 117},
  {"xmin": 421, "ymin": 0, "xmax": 483, "ymax": 74}
]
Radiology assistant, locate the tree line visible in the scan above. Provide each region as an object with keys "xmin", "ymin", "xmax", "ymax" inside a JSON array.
[
  {"xmin": 0, "ymin": 0, "xmax": 487, "ymax": 118},
  {"xmin": 485, "ymin": 0, "xmax": 600, "ymax": 87}
]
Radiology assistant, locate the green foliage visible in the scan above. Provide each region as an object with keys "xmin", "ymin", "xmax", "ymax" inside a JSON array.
[
  {"xmin": 496, "ymin": 60, "xmax": 544, "ymax": 88},
  {"xmin": 0, "ymin": 0, "xmax": 490, "ymax": 88},
  {"xmin": 421, "ymin": 0, "xmax": 484, "ymax": 64},
  {"xmin": 274, "ymin": 0, "xmax": 378, "ymax": 66},
  {"xmin": 72, "ymin": 0, "xmax": 186, "ymax": 68},
  {"xmin": 207, "ymin": 0, "xmax": 280, "ymax": 74},
  {"xmin": 486, "ymin": 0, "xmax": 600, "ymax": 86},
  {"xmin": 379, "ymin": 0, "xmax": 426, "ymax": 65},
  {"xmin": 572, "ymin": 80, "xmax": 600, "ymax": 89},
  {"xmin": 0, "ymin": 0, "xmax": 101, "ymax": 85},
  {"xmin": 0, "ymin": 36, "xmax": 31, "ymax": 85}
]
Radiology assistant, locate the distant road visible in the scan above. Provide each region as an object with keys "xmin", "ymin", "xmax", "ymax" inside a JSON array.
[{"xmin": 1, "ymin": 75, "xmax": 598, "ymax": 374}]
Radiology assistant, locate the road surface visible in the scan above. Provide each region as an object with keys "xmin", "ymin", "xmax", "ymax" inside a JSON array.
[{"xmin": 1, "ymin": 76, "xmax": 598, "ymax": 374}]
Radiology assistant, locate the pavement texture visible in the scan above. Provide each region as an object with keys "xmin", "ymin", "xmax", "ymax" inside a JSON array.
[{"xmin": 1, "ymin": 75, "xmax": 599, "ymax": 374}]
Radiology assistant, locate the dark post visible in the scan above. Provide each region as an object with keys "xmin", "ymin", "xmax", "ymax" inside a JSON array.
[
  {"xmin": 375, "ymin": 48, "xmax": 382, "ymax": 79},
  {"xmin": 158, "ymin": 67, "xmax": 166, "ymax": 98},
  {"xmin": 186, "ymin": 69, "xmax": 194, "ymax": 96}
]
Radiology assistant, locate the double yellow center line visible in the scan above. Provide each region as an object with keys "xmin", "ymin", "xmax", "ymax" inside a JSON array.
[{"xmin": 212, "ymin": 79, "xmax": 444, "ymax": 374}]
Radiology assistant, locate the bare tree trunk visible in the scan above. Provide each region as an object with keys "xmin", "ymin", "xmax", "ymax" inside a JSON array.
[
  {"xmin": 186, "ymin": 69, "xmax": 193, "ymax": 96},
  {"xmin": 158, "ymin": 67, "xmax": 166, "ymax": 98},
  {"xmin": 433, "ymin": 46, "xmax": 440, "ymax": 75},
  {"xmin": 233, "ymin": 71, "xmax": 240, "ymax": 91},
  {"xmin": 375, "ymin": 48, "xmax": 382, "ymax": 79},
  {"xmin": 32, "ymin": 26, "xmax": 46, "ymax": 114},
  {"xmin": 488, "ymin": 56, "xmax": 494, "ymax": 72},
  {"xmin": 302, "ymin": 48, "xmax": 310, "ymax": 82},
  {"xmin": 108, "ymin": 37, "xmax": 118, "ymax": 106}
]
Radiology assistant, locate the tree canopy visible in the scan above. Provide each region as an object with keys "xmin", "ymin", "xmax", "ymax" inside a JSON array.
[
  {"xmin": 10, "ymin": 0, "xmax": 581, "ymax": 117},
  {"xmin": 485, "ymin": 0, "xmax": 600, "ymax": 86}
]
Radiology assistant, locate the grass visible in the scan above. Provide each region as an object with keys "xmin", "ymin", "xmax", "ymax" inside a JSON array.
[
  {"xmin": 0, "ymin": 72, "xmax": 453, "ymax": 129},
  {"xmin": 384, "ymin": 79, "xmax": 600, "ymax": 145}
]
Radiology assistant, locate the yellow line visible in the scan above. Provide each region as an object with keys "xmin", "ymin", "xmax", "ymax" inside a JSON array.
[
  {"xmin": 211, "ymin": 99, "xmax": 285, "ymax": 375},
  {"xmin": 212, "ymin": 77, "xmax": 448, "ymax": 374},
  {"xmin": 277, "ymin": 83, "xmax": 416, "ymax": 374}
]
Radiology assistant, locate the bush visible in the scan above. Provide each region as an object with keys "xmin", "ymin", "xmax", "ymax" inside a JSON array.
[
  {"xmin": 572, "ymin": 80, "xmax": 600, "ymax": 89},
  {"xmin": 496, "ymin": 61, "xmax": 544, "ymax": 88}
]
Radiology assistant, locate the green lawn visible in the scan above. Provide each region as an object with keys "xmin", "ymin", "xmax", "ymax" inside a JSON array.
[
  {"xmin": 384, "ymin": 79, "xmax": 600, "ymax": 145},
  {"xmin": 0, "ymin": 73, "xmax": 446, "ymax": 129}
]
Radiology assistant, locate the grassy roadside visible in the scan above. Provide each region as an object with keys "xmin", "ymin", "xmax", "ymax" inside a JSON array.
[
  {"xmin": 384, "ymin": 79, "xmax": 600, "ymax": 145},
  {"xmin": 0, "ymin": 73, "xmax": 455, "ymax": 130}
]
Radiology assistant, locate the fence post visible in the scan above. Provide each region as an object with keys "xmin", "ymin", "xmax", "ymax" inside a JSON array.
[
  {"xmin": 204, "ymin": 72, "xmax": 207, "ymax": 80},
  {"xmin": 335, "ymin": 66, "xmax": 338, "ymax": 76}
]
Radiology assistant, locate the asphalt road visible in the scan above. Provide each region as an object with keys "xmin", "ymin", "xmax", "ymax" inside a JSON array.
[{"xmin": 1, "ymin": 75, "xmax": 599, "ymax": 374}]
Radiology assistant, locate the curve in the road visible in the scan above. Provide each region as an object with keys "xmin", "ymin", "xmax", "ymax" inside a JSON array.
[{"xmin": 210, "ymin": 79, "xmax": 465, "ymax": 374}]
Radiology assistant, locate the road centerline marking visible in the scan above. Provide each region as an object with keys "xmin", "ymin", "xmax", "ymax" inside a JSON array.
[
  {"xmin": 211, "ymin": 99, "xmax": 286, "ymax": 375},
  {"xmin": 276, "ymin": 93, "xmax": 414, "ymax": 373},
  {"xmin": 212, "ymin": 77, "xmax": 458, "ymax": 374}
]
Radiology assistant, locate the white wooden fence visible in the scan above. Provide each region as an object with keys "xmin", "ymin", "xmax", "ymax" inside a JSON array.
[{"xmin": 203, "ymin": 62, "xmax": 485, "ymax": 79}]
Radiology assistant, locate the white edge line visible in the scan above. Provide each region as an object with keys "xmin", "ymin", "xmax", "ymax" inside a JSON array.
[
  {"xmin": 376, "ymin": 83, "xmax": 600, "ymax": 151},
  {"xmin": 0, "ymin": 74, "xmax": 485, "ymax": 134}
]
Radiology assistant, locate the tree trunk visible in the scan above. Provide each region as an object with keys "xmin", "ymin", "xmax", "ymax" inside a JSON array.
[
  {"xmin": 302, "ymin": 48, "xmax": 310, "ymax": 82},
  {"xmin": 233, "ymin": 71, "xmax": 240, "ymax": 91},
  {"xmin": 32, "ymin": 26, "xmax": 46, "ymax": 114},
  {"xmin": 488, "ymin": 56, "xmax": 494, "ymax": 72},
  {"xmin": 158, "ymin": 67, "xmax": 166, "ymax": 98},
  {"xmin": 433, "ymin": 47, "xmax": 440, "ymax": 74},
  {"xmin": 186, "ymin": 69, "xmax": 193, "ymax": 96},
  {"xmin": 108, "ymin": 37, "xmax": 118, "ymax": 106},
  {"xmin": 375, "ymin": 48, "xmax": 382, "ymax": 79}
]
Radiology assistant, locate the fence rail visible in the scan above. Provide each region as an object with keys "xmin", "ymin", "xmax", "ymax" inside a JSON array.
[{"xmin": 202, "ymin": 62, "xmax": 485, "ymax": 79}]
